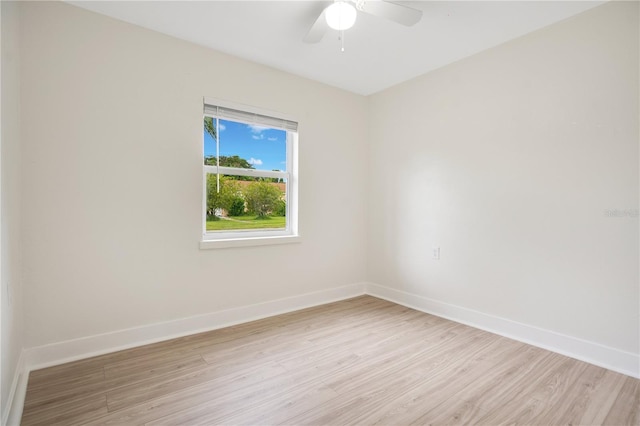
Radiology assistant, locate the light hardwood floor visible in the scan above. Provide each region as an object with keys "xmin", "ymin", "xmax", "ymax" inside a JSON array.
[{"xmin": 21, "ymin": 296, "xmax": 639, "ymax": 425}]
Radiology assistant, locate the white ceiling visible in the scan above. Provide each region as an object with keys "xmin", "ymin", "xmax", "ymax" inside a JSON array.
[{"xmin": 67, "ymin": 1, "xmax": 605, "ymax": 95}]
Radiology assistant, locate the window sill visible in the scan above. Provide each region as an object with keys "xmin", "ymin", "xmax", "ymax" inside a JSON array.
[{"xmin": 199, "ymin": 234, "xmax": 302, "ymax": 250}]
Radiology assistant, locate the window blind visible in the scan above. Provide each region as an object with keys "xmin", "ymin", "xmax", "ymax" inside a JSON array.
[{"xmin": 204, "ymin": 102, "xmax": 298, "ymax": 132}]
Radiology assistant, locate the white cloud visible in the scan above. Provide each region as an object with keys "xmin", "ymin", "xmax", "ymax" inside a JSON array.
[
  {"xmin": 218, "ymin": 123, "xmax": 226, "ymax": 131},
  {"xmin": 267, "ymin": 137, "xmax": 278, "ymax": 141},
  {"xmin": 248, "ymin": 124, "xmax": 269, "ymax": 134},
  {"xmin": 248, "ymin": 157, "xmax": 263, "ymax": 166},
  {"xmin": 252, "ymin": 134, "xmax": 265, "ymax": 140}
]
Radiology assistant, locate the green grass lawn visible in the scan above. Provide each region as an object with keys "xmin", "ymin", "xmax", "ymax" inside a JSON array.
[{"xmin": 206, "ymin": 215, "xmax": 286, "ymax": 231}]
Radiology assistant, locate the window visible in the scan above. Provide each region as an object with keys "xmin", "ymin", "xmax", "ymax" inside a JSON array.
[{"xmin": 201, "ymin": 99, "xmax": 299, "ymax": 248}]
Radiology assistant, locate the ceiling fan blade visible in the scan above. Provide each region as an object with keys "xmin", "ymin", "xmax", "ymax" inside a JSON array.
[
  {"xmin": 361, "ymin": 1, "xmax": 423, "ymax": 26},
  {"xmin": 303, "ymin": 8, "xmax": 328, "ymax": 43}
]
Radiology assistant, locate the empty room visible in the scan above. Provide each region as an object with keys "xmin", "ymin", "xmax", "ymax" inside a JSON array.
[{"xmin": 1, "ymin": 0, "xmax": 638, "ymax": 424}]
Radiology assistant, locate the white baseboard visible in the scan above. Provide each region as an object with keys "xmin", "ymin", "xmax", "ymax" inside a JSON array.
[
  {"xmin": 3, "ymin": 350, "xmax": 27, "ymax": 426},
  {"xmin": 365, "ymin": 282, "xmax": 640, "ymax": 379},
  {"xmin": 24, "ymin": 282, "xmax": 366, "ymax": 371}
]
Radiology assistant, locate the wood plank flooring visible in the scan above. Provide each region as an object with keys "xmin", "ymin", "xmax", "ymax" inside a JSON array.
[{"xmin": 21, "ymin": 296, "xmax": 640, "ymax": 425}]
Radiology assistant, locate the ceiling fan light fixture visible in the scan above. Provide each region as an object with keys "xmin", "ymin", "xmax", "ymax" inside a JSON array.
[{"xmin": 325, "ymin": 1, "xmax": 357, "ymax": 31}]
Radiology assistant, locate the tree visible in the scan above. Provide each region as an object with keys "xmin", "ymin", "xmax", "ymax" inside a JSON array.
[
  {"xmin": 244, "ymin": 181, "xmax": 283, "ymax": 218},
  {"xmin": 274, "ymin": 199, "xmax": 286, "ymax": 217},
  {"xmin": 207, "ymin": 176, "xmax": 242, "ymax": 219},
  {"xmin": 219, "ymin": 155, "xmax": 254, "ymax": 169},
  {"xmin": 204, "ymin": 155, "xmax": 255, "ymax": 170},
  {"xmin": 204, "ymin": 117, "xmax": 216, "ymax": 140}
]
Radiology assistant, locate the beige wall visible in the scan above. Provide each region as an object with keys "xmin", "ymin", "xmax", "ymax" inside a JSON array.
[
  {"xmin": 1, "ymin": 0, "xmax": 24, "ymax": 418},
  {"xmin": 368, "ymin": 2, "xmax": 639, "ymax": 354},
  {"xmin": 19, "ymin": 1, "xmax": 368, "ymax": 348}
]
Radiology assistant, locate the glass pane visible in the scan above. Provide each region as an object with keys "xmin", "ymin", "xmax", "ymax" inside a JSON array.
[
  {"xmin": 217, "ymin": 119, "xmax": 287, "ymax": 172},
  {"xmin": 206, "ymin": 174, "xmax": 287, "ymax": 232}
]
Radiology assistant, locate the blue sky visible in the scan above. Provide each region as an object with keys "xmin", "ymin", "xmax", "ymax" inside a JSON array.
[{"xmin": 204, "ymin": 119, "xmax": 287, "ymax": 172}]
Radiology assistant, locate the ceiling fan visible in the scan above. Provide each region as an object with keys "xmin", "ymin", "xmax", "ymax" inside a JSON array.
[{"xmin": 303, "ymin": 0, "xmax": 423, "ymax": 44}]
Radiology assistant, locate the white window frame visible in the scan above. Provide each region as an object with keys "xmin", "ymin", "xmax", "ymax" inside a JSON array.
[{"xmin": 200, "ymin": 98, "xmax": 299, "ymax": 249}]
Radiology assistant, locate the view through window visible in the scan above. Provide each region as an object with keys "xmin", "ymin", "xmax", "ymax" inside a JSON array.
[{"xmin": 203, "ymin": 102, "xmax": 297, "ymax": 239}]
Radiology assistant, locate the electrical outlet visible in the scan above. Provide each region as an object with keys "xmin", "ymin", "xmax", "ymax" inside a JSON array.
[{"xmin": 432, "ymin": 247, "xmax": 440, "ymax": 260}]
